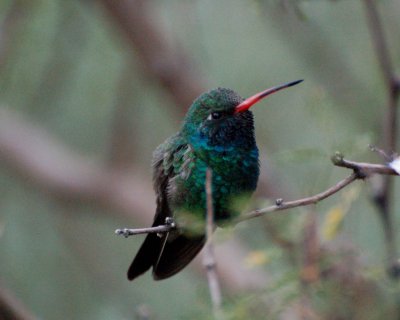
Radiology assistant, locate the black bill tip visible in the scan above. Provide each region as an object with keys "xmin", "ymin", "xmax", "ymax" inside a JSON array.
[{"xmin": 287, "ymin": 79, "xmax": 304, "ymax": 87}]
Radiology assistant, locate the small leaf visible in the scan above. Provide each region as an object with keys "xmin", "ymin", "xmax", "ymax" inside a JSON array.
[
  {"xmin": 322, "ymin": 206, "xmax": 345, "ymax": 240},
  {"xmin": 322, "ymin": 185, "xmax": 361, "ymax": 240}
]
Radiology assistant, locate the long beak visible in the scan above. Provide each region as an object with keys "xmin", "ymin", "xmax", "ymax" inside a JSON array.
[{"xmin": 234, "ymin": 79, "xmax": 303, "ymax": 114}]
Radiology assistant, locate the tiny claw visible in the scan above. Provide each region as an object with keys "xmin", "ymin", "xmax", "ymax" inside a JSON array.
[
  {"xmin": 165, "ymin": 217, "xmax": 176, "ymax": 228},
  {"xmin": 123, "ymin": 229, "xmax": 131, "ymax": 238}
]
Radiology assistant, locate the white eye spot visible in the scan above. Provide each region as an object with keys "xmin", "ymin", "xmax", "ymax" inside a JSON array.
[{"xmin": 207, "ymin": 112, "xmax": 222, "ymax": 120}]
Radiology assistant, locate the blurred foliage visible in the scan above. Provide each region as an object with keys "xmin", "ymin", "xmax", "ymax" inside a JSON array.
[{"xmin": 1, "ymin": 0, "xmax": 400, "ymax": 319}]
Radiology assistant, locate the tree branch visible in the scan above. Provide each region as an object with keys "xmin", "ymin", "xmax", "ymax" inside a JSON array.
[
  {"xmin": 115, "ymin": 224, "xmax": 175, "ymax": 237},
  {"xmin": 236, "ymin": 172, "xmax": 358, "ymax": 223},
  {"xmin": 117, "ymin": 154, "xmax": 399, "ymax": 235},
  {"xmin": 204, "ymin": 169, "xmax": 223, "ymax": 319},
  {"xmin": 331, "ymin": 153, "xmax": 397, "ymax": 176}
]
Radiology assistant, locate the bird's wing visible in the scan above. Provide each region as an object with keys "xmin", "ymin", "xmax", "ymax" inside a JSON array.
[
  {"xmin": 128, "ymin": 134, "xmax": 205, "ymax": 281},
  {"xmin": 127, "ymin": 134, "xmax": 186, "ymax": 281},
  {"xmin": 151, "ymin": 135, "xmax": 206, "ymax": 280},
  {"xmin": 151, "ymin": 133, "xmax": 187, "ymax": 225}
]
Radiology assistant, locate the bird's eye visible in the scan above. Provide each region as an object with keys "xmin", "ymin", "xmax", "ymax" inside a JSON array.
[{"xmin": 207, "ymin": 112, "xmax": 222, "ymax": 120}]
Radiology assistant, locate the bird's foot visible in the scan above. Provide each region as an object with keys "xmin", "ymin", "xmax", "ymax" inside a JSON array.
[
  {"xmin": 165, "ymin": 217, "xmax": 176, "ymax": 228},
  {"xmin": 156, "ymin": 217, "xmax": 176, "ymax": 238},
  {"xmin": 275, "ymin": 198, "xmax": 283, "ymax": 206}
]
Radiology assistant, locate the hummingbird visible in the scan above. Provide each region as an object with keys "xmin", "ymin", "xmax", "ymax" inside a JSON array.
[{"xmin": 127, "ymin": 79, "xmax": 303, "ymax": 281}]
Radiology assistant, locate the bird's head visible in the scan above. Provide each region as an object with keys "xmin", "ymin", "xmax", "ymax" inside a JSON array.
[{"xmin": 182, "ymin": 80, "xmax": 303, "ymax": 151}]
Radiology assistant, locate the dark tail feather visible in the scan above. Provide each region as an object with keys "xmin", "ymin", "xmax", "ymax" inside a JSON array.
[
  {"xmin": 153, "ymin": 235, "xmax": 206, "ymax": 280},
  {"xmin": 127, "ymin": 233, "xmax": 163, "ymax": 281}
]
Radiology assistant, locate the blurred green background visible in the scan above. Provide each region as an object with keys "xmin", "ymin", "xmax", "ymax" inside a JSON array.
[{"xmin": 0, "ymin": 0, "xmax": 400, "ymax": 319}]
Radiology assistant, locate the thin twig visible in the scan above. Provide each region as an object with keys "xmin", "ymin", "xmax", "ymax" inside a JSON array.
[
  {"xmin": 115, "ymin": 224, "xmax": 175, "ymax": 237},
  {"xmin": 116, "ymin": 156, "xmax": 399, "ymax": 235},
  {"xmin": 203, "ymin": 169, "xmax": 223, "ymax": 319},
  {"xmin": 236, "ymin": 173, "xmax": 358, "ymax": 223},
  {"xmin": 115, "ymin": 172, "xmax": 356, "ymax": 235},
  {"xmin": 331, "ymin": 153, "xmax": 397, "ymax": 176}
]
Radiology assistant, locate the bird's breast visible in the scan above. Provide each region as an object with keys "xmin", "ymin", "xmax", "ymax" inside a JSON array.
[{"xmin": 172, "ymin": 146, "xmax": 259, "ymax": 223}]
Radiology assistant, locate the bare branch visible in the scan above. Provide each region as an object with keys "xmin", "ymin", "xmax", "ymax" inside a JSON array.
[
  {"xmin": 236, "ymin": 173, "xmax": 358, "ymax": 223},
  {"xmin": 119, "ymin": 155, "xmax": 399, "ymax": 233},
  {"xmin": 203, "ymin": 169, "xmax": 223, "ymax": 319},
  {"xmin": 115, "ymin": 224, "xmax": 175, "ymax": 237},
  {"xmin": 331, "ymin": 153, "xmax": 397, "ymax": 176},
  {"xmin": 234, "ymin": 156, "xmax": 396, "ymax": 223},
  {"xmin": 127, "ymin": 171, "xmax": 357, "ymax": 233}
]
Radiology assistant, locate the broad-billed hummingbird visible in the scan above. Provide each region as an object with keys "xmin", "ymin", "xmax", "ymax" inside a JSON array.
[{"xmin": 128, "ymin": 79, "xmax": 303, "ymax": 281}]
